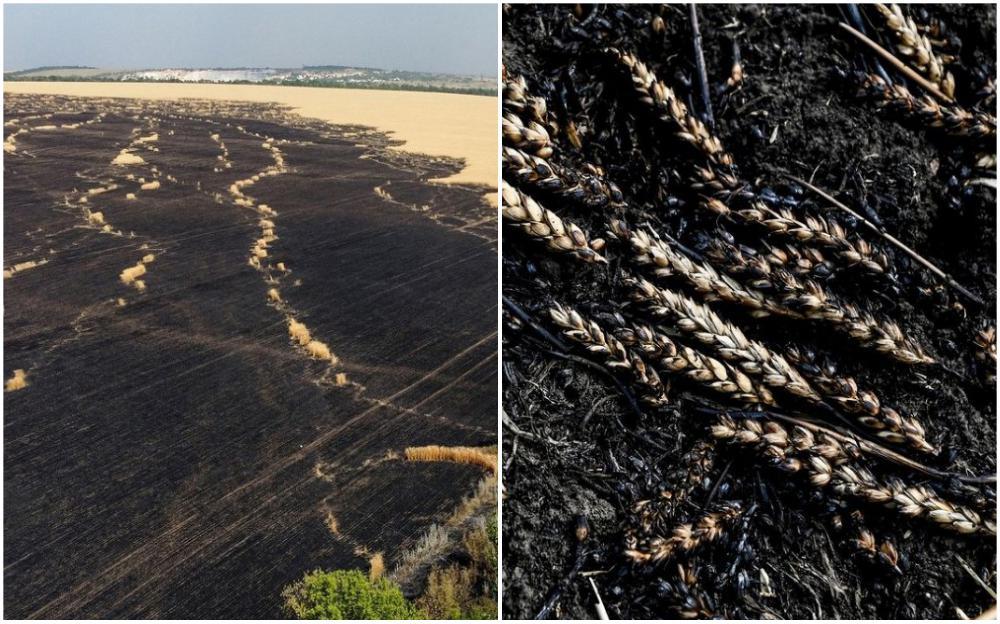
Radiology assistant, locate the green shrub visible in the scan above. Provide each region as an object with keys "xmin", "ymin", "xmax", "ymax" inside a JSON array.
[
  {"xmin": 463, "ymin": 596, "xmax": 498, "ymax": 620},
  {"xmin": 282, "ymin": 569, "xmax": 424, "ymax": 620}
]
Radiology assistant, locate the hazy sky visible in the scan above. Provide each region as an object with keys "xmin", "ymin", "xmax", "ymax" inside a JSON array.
[{"xmin": 4, "ymin": 4, "xmax": 497, "ymax": 76}]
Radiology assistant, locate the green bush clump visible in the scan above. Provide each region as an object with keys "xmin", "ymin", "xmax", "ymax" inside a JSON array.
[{"xmin": 282, "ymin": 569, "xmax": 424, "ymax": 620}]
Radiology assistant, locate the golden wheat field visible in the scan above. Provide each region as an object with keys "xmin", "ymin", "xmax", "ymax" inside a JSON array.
[{"xmin": 4, "ymin": 81, "xmax": 497, "ymax": 189}]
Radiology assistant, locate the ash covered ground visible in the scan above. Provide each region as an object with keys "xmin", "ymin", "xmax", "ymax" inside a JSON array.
[
  {"xmin": 4, "ymin": 93, "xmax": 495, "ymax": 618},
  {"xmin": 502, "ymin": 4, "xmax": 996, "ymax": 620}
]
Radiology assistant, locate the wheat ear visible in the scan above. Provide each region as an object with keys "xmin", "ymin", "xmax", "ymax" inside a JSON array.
[
  {"xmin": 503, "ymin": 146, "xmax": 624, "ymax": 209},
  {"xmin": 625, "ymin": 504, "xmax": 742, "ymax": 564},
  {"xmin": 609, "ymin": 219, "xmax": 794, "ymax": 320},
  {"xmin": 631, "ymin": 441, "xmax": 717, "ymax": 536},
  {"xmin": 611, "ymin": 48, "xmax": 736, "ymax": 178},
  {"xmin": 851, "ymin": 524, "xmax": 902, "ymax": 571},
  {"xmin": 613, "ymin": 48, "xmax": 890, "ymax": 277},
  {"xmin": 784, "ymin": 346, "xmax": 936, "ymax": 454},
  {"xmin": 609, "ymin": 313, "xmax": 775, "ymax": 405},
  {"xmin": 503, "ymin": 75, "xmax": 550, "ymax": 128},
  {"xmin": 501, "ymin": 181, "xmax": 606, "ymax": 263},
  {"xmin": 713, "ymin": 416, "xmax": 995, "ymax": 535},
  {"xmin": 874, "ymin": 3, "xmax": 956, "ymax": 98},
  {"xmin": 857, "ymin": 72, "xmax": 996, "ymax": 140},
  {"xmin": 628, "ymin": 277, "xmax": 821, "ymax": 404},
  {"xmin": 974, "ymin": 326, "xmax": 996, "ymax": 384},
  {"xmin": 704, "ymin": 237, "xmax": 933, "ymax": 365},
  {"xmin": 502, "ymin": 111, "xmax": 553, "ymax": 158},
  {"xmin": 549, "ymin": 304, "xmax": 668, "ymax": 407}
]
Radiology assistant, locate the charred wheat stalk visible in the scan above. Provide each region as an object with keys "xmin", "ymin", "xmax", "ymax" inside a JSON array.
[
  {"xmin": 628, "ymin": 277, "xmax": 823, "ymax": 404},
  {"xmin": 501, "ymin": 181, "xmax": 606, "ymax": 263},
  {"xmin": 712, "ymin": 416, "xmax": 995, "ymax": 535},
  {"xmin": 503, "ymin": 146, "xmax": 624, "ymax": 209},
  {"xmin": 874, "ymin": 3, "xmax": 956, "ymax": 98},
  {"xmin": 612, "ymin": 48, "xmax": 890, "ymax": 277},
  {"xmin": 609, "ymin": 313, "xmax": 775, "ymax": 405},
  {"xmin": 704, "ymin": 237, "xmax": 934, "ymax": 365},
  {"xmin": 549, "ymin": 304, "xmax": 668, "ymax": 407},
  {"xmin": 856, "ymin": 72, "xmax": 996, "ymax": 140},
  {"xmin": 502, "ymin": 111, "xmax": 553, "ymax": 158},
  {"xmin": 784, "ymin": 346, "xmax": 936, "ymax": 454},
  {"xmin": 625, "ymin": 504, "xmax": 742, "ymax": 564}
]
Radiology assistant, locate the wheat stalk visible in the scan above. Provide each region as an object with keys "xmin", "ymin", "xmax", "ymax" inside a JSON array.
[
  {"xmin": 549, "ymin": 303, "xmax": 668, "ymax": 407},
  {"xmin": 628, "ymin": 277, "xmax": 821, "ymax": 404},
  {"xmin": 856, "ymin": 72, "xmax": 996, "ymax": 140},
  {"xmin": 501, "ymin": 180, "xmax": 606, "ymax": 263},
  {"xmin": 712, "ymin": 415, "xmax": 995, "ymax": 535},
  {"xmin": 624, "ymin": 504, "xmax": 742, "ymax": 564},
  {"xmin": 503, "ymin": 146, "xmax": 624, "ymax": 209},
  {"xmin": 609, "ymin": 313, "xmax": 775, "ymax": 405},
  {"xmin": 874, "ymin": 3, "xmax": 956, "ymax": 98},
  {"xmin": 612, "ymin": 48, "xmax": 890, "ymax": 277}
]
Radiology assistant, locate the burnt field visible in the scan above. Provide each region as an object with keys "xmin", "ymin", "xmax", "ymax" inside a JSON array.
[
  {"xmin": 4, "ymin": 93, "xmax": 495, "ymax": 618},
  {"xmin": 502, "ymin": 4, "xmax": 996, "ymax": 620}
]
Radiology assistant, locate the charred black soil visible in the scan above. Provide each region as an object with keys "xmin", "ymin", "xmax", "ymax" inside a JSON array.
[
  {"xmin": 502, "ymin": 4, "xmax": 996, "ymax": 620},
  {"xmin": 4, "ymin": 93, "xmax": 495, "ymax": 618}
]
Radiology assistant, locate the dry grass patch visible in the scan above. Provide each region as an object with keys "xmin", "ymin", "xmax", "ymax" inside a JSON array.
[
  {"xmin": 4, "ymin": 258, "xmax": 49, "ymax": 279},
  {"xmin": 369, "ymin": 553, "xmax": 385, "ymax": 581},
  {"xmin": 288, "ymin": 319, "xmax": 311, "ymax": 346},
  {"xmin": 119, "ymin": 262, "xmax": 147, "ymax": 285},
  {"xmin": 85, "ymin": 210, "xmax": 105, "ymax": 226},
  {"xmin": 306, "ymin": 340, "xmax": 338, "ymax": 363},
  {"xmin": 5, "ymin": 369, "xmax": 28, "ymax": 392},
  {"xmin": 111, "ymin": 149, "xmax": 145, "ymax": 166},
  {"xmin": 325, "ymin": 511, "xmax": 341, "ymax": 536},
  {"xmin": 403, "ymin": 445, "xmax": 497, "ymax": 473}
]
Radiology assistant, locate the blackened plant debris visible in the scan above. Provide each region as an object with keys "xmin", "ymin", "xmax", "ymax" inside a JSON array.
[{"xmin": 502, "ymin": 3, "xmax": 996, "ymax": 620}]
